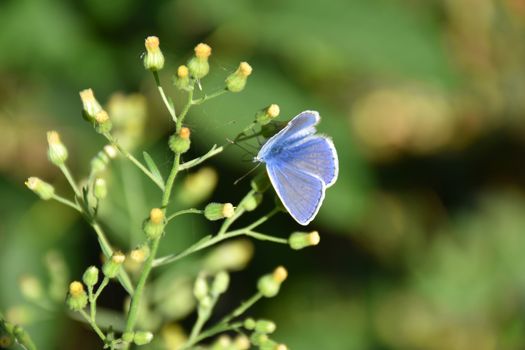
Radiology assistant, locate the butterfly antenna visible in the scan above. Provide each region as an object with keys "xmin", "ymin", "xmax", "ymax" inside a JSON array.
[
  {"xmin": 234, "ymin": 163, "xmax": 262, "ymax": 185},
  {"xmin": 226, "ymin": 138, "xmax": 257, "ymax": 156}
]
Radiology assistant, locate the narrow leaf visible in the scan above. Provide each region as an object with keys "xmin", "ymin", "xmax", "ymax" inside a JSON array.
[{"xmin": 143, "ymin": 151, "xmax": 164, "ymax": 186}]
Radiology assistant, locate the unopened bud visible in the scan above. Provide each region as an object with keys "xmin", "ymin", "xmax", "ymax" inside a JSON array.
[
  {"xmin": 188, "ymin": 43, "xmax": 211, "ymax": 79},
  {"xmin": 47, "ymin": 131, "xmax": 68, "ymax": 165},
  {"xmin": 102, "ymin": 252, "xmax": 125, "ymax": 278},
  {"xmin": 212, "ymin": 335, "xmax": 232, "ymax": 349},
  {"xmin": 25, "ymin": 177, "xmax": 54, "ymax": 200},
  {"xmin": 122, "ymin": 332, "xmax": 134, "ymax": 343},
  {"xmin": 242, "ymin": 192, "xmax": 263, "ymax": 211},
  {"xmin": 251, "ymin": 172, "xmax": 271, "ymax": 192},
  {"xmin": 288, "ymin": 231, "xmax": 320, "ymax": 250},
  {"xmin": 143, "ymin": 208, "xmax": 165, "ymax": 240},
  {"xmin": 211, "ymin": 271, "xmax": 229, "ymax": 296},
  {"xmin": 250, "ymin": 333, "xmax": 270, "ymax": 347},
  {"xmin": 134, "ymin": 331, "xmax": 153, "ymax": 345},
  {"xmin": 257, "ymin": 266, "xmax": 287, "ymax": 298},
  {"xmin": 94, "ymin": 110, "xmax": 112, "ymax": 134},
  {"xmin": 233, "ymin": 335, "xmax": 251, "ymax": 350},
  {"xmin": 225, "ymin": 62, "xmax": 252, "ymax": 92},
  {"xmin": 174, "ymin": 65, "xmax": 191, "ymax": 90},
  {"xmin": 67, "ymin": 281, "xmax": 88, "ymax": 310},
  {"xmin": 203, "ymin": 239, "xmax": 254, "ymax": 272},
  {"xmin": 19, "ymin": 276, "xmax": 43, "ymax": 301},
  {"xmin": 243, "ymin": 318, "xmax": 256, "ymax": 330},
  {"xmin": 144, "ymin": 36, "xmax": 165, "ymax": 71},
  {"xmin": 256, "ymin": 104, "xmax": 280, "ymax": 126},
  {"xmin": 193, "ymin": 274, "xmax": 209, "ymax": 301},
  {"xmin": 130, "ymin": 245, "xmax": 149, "ymax": 263},
  {"xmin": 82, "ymin": 266, "xmax": 99, "ymax": 287},
  {"xmin": 204, "ymin": 203, "xmax": 235, "ymax": 221},
  {"xmin": 255, "ymin": 320, "xmax": 276, "ymax": 334},
  {"xmin": 94, "ymin": 178, "xmax": 107, "ymax": 200},
  {"xmin": 169, "ymin": 128, "xmax": 191, "ymax": 154},
  {"xmin": 80, "ymin": 88, "xmax": 103, "ymax": 122}
]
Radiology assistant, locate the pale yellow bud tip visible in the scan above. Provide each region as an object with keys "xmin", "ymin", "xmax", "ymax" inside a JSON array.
[
  {"xmin": 130, "ymin": 249, "xmax": 146, "ymax": 263},
  {"xmin": 309, "ymin": 231, "xmax": 320, "ymax": 245},
  {"xmin": 273, "ymin": 266, "xmax": 288, "ymax": 283},
  {"xmin": 25, "ymin": 177, "xmax": 39, "ymax": 190},
  {"xmin": 239, "ymin": 62, "xmax": 252, "ymax": 77},
  {"xmin": 47, "ymin": 131, "xmax": 61, "ymax": 145},
  {"xmin": 276, "ymin": 345, "xmax": 288, "ymax": 350},
  {"xmin": 177, "ymin": 65, "xmax": 189, "ymax": 78},
  {"xmin": 195, "ymin": 43, "xmax": 212, "ymax": 59},
  {"xmin": 95, "ymin": 110, "xmax": 109, "ymax": 123},
  {"xmin": 267, "ymin": 104, "xmax": 280, "ymax": 118},
  {"xmin": 79, "ymin": 88, "xmax": 95, "ymax": 103},
  {"xmin": 69, "ymin": 281, "xmax": 84, "ymax": 296},
  {"xmin": 145, "ymin": 36, "xmax": 160, "ymax": 51},
  {"xmin": 222, "ymin": 203, "xmax": 235, "ymax": 218},
  {"xmin": 112, "ymin": 251, "xmax": 126, "ymax": 264},
  {"xmin": 180, "ymin": 127, "xmax": 191, "ymax": 139},
  {"xmin": 150, "ymin": 208, "xmax": 164, "ymax": 224}
]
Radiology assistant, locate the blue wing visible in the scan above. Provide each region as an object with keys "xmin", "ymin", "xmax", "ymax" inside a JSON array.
[
  {"xmin": 266, "ymin": 161, "xmax": 325, "ymax": 226},
  {"xmin": 287, "ymin": 135, "xmax": 338, "ymax": 187},
  {"xmin": 257, "ymin": 111, "xmax": 320, "ymax": 161}
]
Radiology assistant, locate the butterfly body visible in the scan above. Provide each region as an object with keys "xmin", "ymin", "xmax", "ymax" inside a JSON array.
[{"xmin": 256, "ymin": 111, "xmax": 338, "ymax": 225}]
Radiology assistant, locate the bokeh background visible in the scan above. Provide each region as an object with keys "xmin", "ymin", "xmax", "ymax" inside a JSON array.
[{"xmin": 2, "ymin": 0, "xmax": 525, "ymax": 349}]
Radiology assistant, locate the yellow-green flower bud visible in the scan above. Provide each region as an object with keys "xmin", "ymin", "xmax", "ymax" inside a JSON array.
[
  {"xmin": 174, "ymin": 65, "xmax": 191, "ymax": 90},
  {"xmin": 134, "ymin": 331, "xmax": 153, "ymax": 345},
  {"xmin": 90, "ymin": 145, "xmax": 117, "ymax": 175},
  {"xmin": 82, "ymin": 266, "xmax": 99, "ymax": 287},
  {"xmin": 256, "ymin": 104, "xmax": 280, "ymax": 126},
  {"xmin": 143, "ymin": 208, "xmax": 165, "ymax": 240},
  {"xmin": 46, "ymin": 131, "xmax": 68, "ymax": 166},
  {"xmin": 250, "ymin": 333, "xmax": 270, "ymax": 347},
  {"xmin": 288, "ymin": 231, "xmax": 320, "ymax": 250},
  {"xmin": 212, "ymin": 335, "xmax": 232, "ymax": 350},
  {"xmin": 94, "ymin": 178, "xmax": 107, "ymax": 200},
  {"xmin": 251, "ymin": 172, "xmax": 271, "ymax": 192},
  {"xmin": 130, "ymin": 244, "xmax": 149, "ymax": 263},
  {"xmin": 234, "ymin": 335, "xmax": 250, "ymax": 350},
  {"xmin": 144, "ymin": 36, "xmax": 165, "ymax": 71},
  {"xmin": 178, "ymin": 167, "xmax": 218, "ymax": 206},
  {"xmin": 275, "ymin": 344, "xmax": 288, "ymax": 350},
  {"xmin": 204, "ymin": 202, "xmax": 234, "ymax": 221},
  {"xmin": 211, "ymin": 271, "xmax": 229, "ymax": 296},
  {"xmin": 225, "ymin": 62, "xmax": 252, "ymax": 92},
  {"xmin": 25, "ymin": 177, "xmax": 54, "ymax": 200},
  {"xmin": 188, "ymin": 43, "xmax": 211, "ymax": 79},
  {"xmin": 203, "ymin": 239, "xmax": 254, "ymax": 272},
  {"xmin": 199, "ymin": 295, "xmax": 213, "ymax": 311},
  {"xmin": 242, "ymin": 192, "xmax": 263, "ymax": 211},
  {"xmin": 169, "ymin": 127, "xmax": 191, "ymax": 154},
  {"xmin": 94, "ymin": 110, "xmax": 113, "ymax": 134},
  {"xmin": 122, "ymin": 332, "xmax": 134, "ymax": 343},
  {"xmin": 102, "ymin": 252, "xmax": 125, "ymax": 278},
  {"xmin": 243, "ymin": 318, "xmax": 256, "ymax": 330},
  {"xmin": 193, "ymin": 274, "xmax": 209, "ymax": 301},
  {"xmin": 255, "ymin": 320, "xmax": 276, "ymax": 334},
  {"xmin": 67, "ymin": 281, "xmax": 88, "ymax": 311},
  {"xmin": 80, "ymin": 88, "xmax": 103, "ymax": 122},
  {"xmin": 19, "ymin": 276, "xmax": 43, "ymax": 301},
  {"xmin": 257, "ymin": 266, "xmax": 287, "ymax": 298}
]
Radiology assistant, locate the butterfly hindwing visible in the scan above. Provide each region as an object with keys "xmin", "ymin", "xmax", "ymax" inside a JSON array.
[{"xmin": 266, "ymin": 161, "xmax": 325, "ymax": 226}]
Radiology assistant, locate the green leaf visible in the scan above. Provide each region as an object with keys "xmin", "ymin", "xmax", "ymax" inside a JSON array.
[{"xmin": 143, "ymin": 151, "xmax": 164, "ymax": 187}]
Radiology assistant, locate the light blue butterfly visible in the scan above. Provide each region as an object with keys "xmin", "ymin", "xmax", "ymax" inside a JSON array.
[{"xmin": 256, "ymin": 111, "xmax": 339, "ymax": 225}]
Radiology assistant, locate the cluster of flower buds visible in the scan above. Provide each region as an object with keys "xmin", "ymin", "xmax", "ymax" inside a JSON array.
[
  {"xmin": 244, "ymin": 318, "xmax": 287, "ymax": 350},
  {"xmin": 204, "ymin": 202, "xmax": 235, "ymax": 221},
  {"xmin": 143, "ymin": 208, "xmax": 165, "ymax": 240},
  {"xmin": 90, "ymin": 145, "xmax": 118, "ymax": 175},
  {"xmin": 257, "ymin": 266, "xmax": 287, "ymax": 298},
  {"xmin": 122, "ymin": 331, "xmax": 154, "ymax": 346},
  {"xmin": 210, "ymin": 334, "xmax": 251, "ymax": 350}
]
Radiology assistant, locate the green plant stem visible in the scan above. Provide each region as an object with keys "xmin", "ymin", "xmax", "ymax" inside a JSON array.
[
  {"xmin": 218, "ymin": 189, "xmax": 256, "ymax": 235},
  {"xmin": 94, "ymin": 277, "xmax": 110, "ymax": 300},
  {"xmin": 52, "ymin": 194, "xmax": 81, "ymax": 211},
  {"xmin": 153, "ymin": 71, "xmax": 177, "ymax": 122},
  {"xmin": 104, "ymin": 133, "xmax": 165, "ymax": 190},
  {"xmin": 191, "ymin": 89, "xmax": 227, "ymax": 105},
  {"xmin": 221, "ymin": 292, "xmax": 264, "ymax": 325},
  {"xmin": 179, "ymin": 144, "xmax": 224, "ymax": 171},
  {"xmin": 181, "ymin": 322, "xmax": 243, "ymax": 350},
  {"xmin": 58, "ymin": 164, "xmax": 81, "ymax": 198},
  {"xmin": 167, "ymin": 208, "xmax": 203, "ymax": 222},
  {"xmin": 79, "ymin": 309, "xmax": 106, "ymax": 341}
]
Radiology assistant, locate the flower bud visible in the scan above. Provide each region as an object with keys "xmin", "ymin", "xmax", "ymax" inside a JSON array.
[
  {"xmin": 82, "ymin": 266, "xmax": 99, "ymax": 287},
  {"xmin": 199, "ymin": 295, "xmax": 213, "ymax": 311},
  {"xmin": 243, "ymin": 318, "xmax": 256, "ymax": 330},
  {"xmin": 94, "ymin": 110, "xmax": 113, "ymax": 134},
  {"xmin": 259, "ymin": 340, "xmax": 280, "ymax": 350},
  {"xmin": 102, "ymin": 252, "xmax": 125, "ymax": 278},
  {"xmin": 250, "ymin": 333, "xmax": 270, "ymax": 347},
  {"xmin": 25, "ymin": 177, "xmax": 54, "ymax": 200},
  {"xmin": 143, "ymin": 36, "xmax": 165, "ymax": 71},
  {"xmin": 80, "ymin": 88, "xmax": 103, "ymax": 122},
  {"xmin": 288, "ymin": 231, "xmax": 320, "ymax": 250},
  {"xmin": 256, "ymin": 104, "xmax": 280, "ymax": 126},
  {"xmin": 211, "ymin": 271, "xmax": 229, "ymax": 296},
  {"xmin": 19, "ymin": 276, "xmax": 43, "ymax": 301},
  {"xmin": 225, "ymin": 62, "xmax": 252, "ymax": 92},
  {"xmin": 255, "ymin": 320, "xmax": 276, "ymax": 334},
  {"xmin": 143, "ymin": 208, "xmax": 165, "ymax": 240},
  {"xmin": 212, "ymin": 335, "xmax": 232, "ymax": 350},
  {"xmin": 204, "ymin": 203, "xmax": 234, "ymax": 221},
  {"xmin": 90, "ymin": 145, "xmax": 118, "ymax": 175},
  {"xmin": 94, "ymin": 178, "xmax": 107, "ymax": 200},
  {"xmin": 187, "ymin": 43, "xmax": 211, "ymax": 79},
  {"xmin": 47, "ymin": 131, "xmax": 68, "ymax": 166},
  {"xmin": 242, "ymin": 192, "xmax": 263, "ymax": 211},
  {"xmin": 178, "ymin": 167, "xmax": 218, "ymax": 206},
  {"xmin": 257, "ymin": 266, "xmax": 287, "ymax": 298},
  {"xmin": 134, "ymin": 331, "xmax": 154, "ymax": 345},
  {"xmin": 174, "ymin": 65, "xmax": 191, "ymax": 90},
  {"xmin": 193, "ymin": 274, "xmax": 209, "ymax": 301},
  {"xmin": 251, "ymin": 172, "xmax": 271, "ymax": 192},
  {"xmin": 67, "ymin": 281, "xmax": 88, "ymax": 311},
  {"xmin": 122, "ymin": 332, "xmax": 134, "ymax": 343},
  {"xmin": 234, "ymin": 335, "xmax": 251, "ymax": 350},
  {"xmin": 203, "ymin": 239, "xmax": 254, "ymax": 272},
  {"xmin": 169, "ymin": 127, "xmax": 191, "ymax": 154},
  {"xmin": 130, "ymin": 245, "xmax": 150, "ymax": 263}
]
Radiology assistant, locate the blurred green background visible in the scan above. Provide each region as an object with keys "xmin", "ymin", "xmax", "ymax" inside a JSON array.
[{"xmin": 3, "ymin": 0, "xmax": 525, "ymax": 349}]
